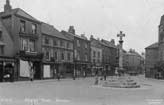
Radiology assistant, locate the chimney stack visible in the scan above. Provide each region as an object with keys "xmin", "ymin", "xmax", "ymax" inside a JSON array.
[
  {"xmin": 68, "ymin": 26, "xmax": 75, "ymax": 35},
  {"xmin": 4, "ymin": 0, "xmax": 12, "ymax": 12}
]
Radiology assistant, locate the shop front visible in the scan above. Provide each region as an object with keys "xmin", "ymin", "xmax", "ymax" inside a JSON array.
[
  {"xmin": 17, "ymin": 51, "xmax": 43, "ymax": 81},
  {"xmin": 0, "ymin": 56, "xmax": 15, "ymax": 82},
  {"xmin": 42, "ymin": 62, "xmax": 54, "ymax": 79}
]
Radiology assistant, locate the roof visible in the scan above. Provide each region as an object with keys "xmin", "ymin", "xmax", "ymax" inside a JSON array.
[
  {"xmin": 61, "ymin": 30, "xmax": 89, "ymax": 41},
  {"xmin": 100, "ymin": 39, "xmax": 117, "ymax": 49},
  {"xmin": 145, "ymin": 42, "xmax": 158, "ymax": 49},
  {"xmin": 61, "ymin": 31, "xmax": 74, "ymax": 40},
  {"xmin": 0, "ymin": 8, "xmax": 40, "ymax": 22},
  {"xmin": 41, "ymin": 23, "xmax": 70, "ymax": 41}
]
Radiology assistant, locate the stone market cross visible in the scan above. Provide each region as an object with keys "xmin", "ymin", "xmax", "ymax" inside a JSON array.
[{"xmin": 117, "ymin": 31, "xmax": 125, "ymax": 42}]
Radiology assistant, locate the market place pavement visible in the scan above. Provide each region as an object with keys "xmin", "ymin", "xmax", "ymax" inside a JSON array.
[{"xmin": 0, "ymin": 76, "xmax": 164, "ymax": 105}]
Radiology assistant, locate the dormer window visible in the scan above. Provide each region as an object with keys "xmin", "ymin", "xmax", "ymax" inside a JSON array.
[
  {"xmin": 20, "ymin": 20, "xmax": 25, "ymax": 33},
  {"xmin": 32, "ymin": 24, "xmax": 37, "ymax": 34}
]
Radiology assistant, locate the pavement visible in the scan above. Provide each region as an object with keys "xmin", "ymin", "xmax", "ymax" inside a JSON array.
[{"xmin": 0, "ymin": 75, "xmax": 164, "ymax": 105}]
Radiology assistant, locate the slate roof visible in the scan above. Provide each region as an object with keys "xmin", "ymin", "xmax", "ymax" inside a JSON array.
[
  {"xmin": 100, "ymin": 39, "xmax": 117, "ymax": 49},
  {"xmin": 0, "ymin": 8, "xmax": 40, "ymax": 22},
  {"xmin": 145, "ymin": 42, "xmax": 158, "ymax": 49},
  {"xmin": 61, "ymin": 30, "xmax": 89, "ymax": 41},
  {"xmin": 41, "ymin": 23, "xmax": 70, "ymax": 41}
]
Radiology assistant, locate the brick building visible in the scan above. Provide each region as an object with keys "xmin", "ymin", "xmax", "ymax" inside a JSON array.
[
  {"xmin": 145, "ymin": 14, "xmax": 164, "ymax": 79},
  {"xmin": 145, "ymin": 43, "xmax": 158, "ymax": 78},
  {"xmin": 90, "ymin": 35, "xmax": 103, "ymax": 76},
  {"xmin": 0, "ymin": 0, "xmax": 43, "ymax": 81},
  {"xmin": 100, "ymin": 39, "xmax": 118, "ymax": 76},
  {"xmin": 41, "ymin": 23, "xmax": 73, "ymax": 79},
  {"xmin": 61, "ymin": 26, "xmax": 90, "ymax": 77}
]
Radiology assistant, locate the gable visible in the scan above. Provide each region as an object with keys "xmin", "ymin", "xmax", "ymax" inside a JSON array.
[{"xmin": 16, "ymin": 9, "xmax": 39, "ymax": 22}]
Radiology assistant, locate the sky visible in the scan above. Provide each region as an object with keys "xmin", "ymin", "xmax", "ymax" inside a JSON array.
[{"xmin": 0, "ymin": 0, "xmax": 164, "ymax": 53}]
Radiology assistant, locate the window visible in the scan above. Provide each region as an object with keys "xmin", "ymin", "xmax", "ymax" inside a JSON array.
[
  {"xmin": 77, "ymin": 40, "xmax": 80, "ymax": 47},
  {"xmin": 29, "ymin": 40, "xmax": 35, "ymax": 52},
  {"xmin": 54, "ymin": 51, "xmax": 58, "ymax": 60},
  {"xmin": 22, "ymin": 38, "xmax": 28, "ymax": 51},
  {"xmin": 77, "ymin": 51, "xmax": 80, "ymax": 60},
  {"xmin": 0, "ymin": 46, "xmax": 4, "ymax": 55},
  {"xmin": 98, "ymin": 52, "xmax": 100, "ymax": 58},
  {"xmin": 53, "ymin": 40, "xmax": 57, "ymax": 46},
  {"xmin": 67, "ymin": 52, "xmax": 71, "ymax": 61},
  {"xmin": 61, "ymin": 52, "xmax": 64, "ymax": 60},
  {"xmin": 45, "ymin": 50, "xmax": 50, "ymax": 60},
  {"xmin": 85, "ymin": 43, "xmax": 87, "ymax": 49},
  {"xmin": 20, "ymin": 20, "xmax": 25, "ymax": 33},
  {"xmin": 93, "ymin": 51, "xmax": 96, "ymax": 57},
  {"xmin": 85, "ymin": 54, "xmax": 88, "ymax": 61},
  {"xmin": 67, "ymin": 42, "xmax": 70, "ymax": 49},
  {"xmin": 60, "ymin": 40, "xmax": 64, "ymax": 47},
  {"xmin": 0, "ymin": 31, "xmax": 2, "ymax": 40},
  {"xmin": 32, "ymin": 24, "xmax": 37, "ymax": 34},
  {"xmin": 93, "ymin": 59, "xmax": 96, "ymax": 63},
  {"xmin": 45, "ymin": 37, "xmax": 49, "ymax": 45}
]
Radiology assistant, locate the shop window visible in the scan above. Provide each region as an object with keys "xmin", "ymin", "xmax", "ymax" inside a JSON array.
[
  {"xmin": 32, "ymin": 24, "xmax": 37, "ymax": 34},
  {"xmin": 20, "ymin": 20, "xmax": 25, "ymax": 33}
]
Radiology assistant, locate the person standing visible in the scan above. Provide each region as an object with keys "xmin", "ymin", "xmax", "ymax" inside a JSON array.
[
  {"xmin": 57, "ymin": 72, "xmax": 60, "ymax": 81},
  {"xmin": 94, "ymin": 74, "xmax": 99, "ymax": 85},
  {"xmin": 29, "ymin": 62, "xmax": 34, "ymax": 82}
]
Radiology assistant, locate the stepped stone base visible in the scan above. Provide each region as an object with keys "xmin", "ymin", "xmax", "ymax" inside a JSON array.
[{"xmin": 102, "ymin": 76, "xmax": 140, "ymax": 88}]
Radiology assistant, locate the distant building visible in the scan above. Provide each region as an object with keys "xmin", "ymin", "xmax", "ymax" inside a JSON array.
[
  {"xmin": 145, "ymin": 43, "xmax": 158, "ymax": 78},
  {"xmin": 123, "ymin": 49, "xmax": 145, "ymax": 75}
]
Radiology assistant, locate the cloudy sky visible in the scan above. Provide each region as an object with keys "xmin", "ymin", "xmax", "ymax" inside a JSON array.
[{"xmin": 0, "ymin": 0, "xmax": 164, "ymax": 53}]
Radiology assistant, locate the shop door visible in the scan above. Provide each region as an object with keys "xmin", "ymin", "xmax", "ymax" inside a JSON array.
[
  {"xmin": 34, "ymin": 62, "xmax": 41, "ymax": 79},
  {"xmin": 0, "ymin": 62, "xmax": 3, "ymax": 82}
]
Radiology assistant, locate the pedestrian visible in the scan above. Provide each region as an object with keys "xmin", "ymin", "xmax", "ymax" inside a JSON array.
[
  {"xmin": 94, "ymin": 75, "xmax": 99, "ymax": 85},
  {"xmin": 104, "ymin": 70, "xmax": 107, "ymax": 81},
  {"xmin": 57, "ymin": 72, "xmax": 60, "ymax": 81},
  {"xmin": 29, "ymin": 62, "xmax": 34, "ymax": 82},
  {"xmin": 73, "ymin": 69, "xmax": 76, "ymax": 80}
]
